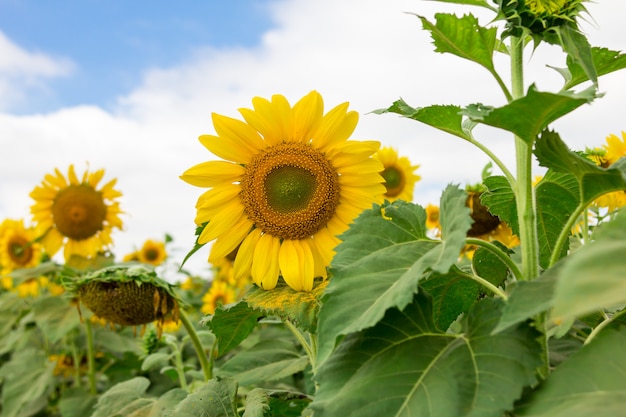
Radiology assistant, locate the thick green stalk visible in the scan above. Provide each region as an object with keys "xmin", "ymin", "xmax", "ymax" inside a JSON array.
[
  {"xmin": 179, "ymin": 309, "xmax": 212, "ymax": 381},
  {"xmin": 510, "ymin": 35, "xmax": 539, "ymax": 282}
]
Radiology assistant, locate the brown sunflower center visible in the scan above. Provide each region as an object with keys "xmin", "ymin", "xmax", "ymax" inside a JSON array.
[
  {"xmin": 8, "ymin": 236, "xmax": 33, "ymax": 266},
  {"xmin": 144, "ymin": 248, "xmax": 160, "ymax": 261},
  {"xmin": 240, "ymin": 142, "xmax": 340, "ymax": 240},
  {"xmin": 52, "ymin": 185, "xmax": 107, "ymax": 240},
  {"xmin": 381, "ymin": 166, "xmax": 405, "ymax": 198},
  {"xmin": 467, "ymin": 192, "xmax": 501, "ymax": 237}
]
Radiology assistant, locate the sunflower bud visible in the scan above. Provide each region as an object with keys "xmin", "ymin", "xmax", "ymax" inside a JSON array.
[{"xmin": 494, "ymin": 0, "xmax": 587, "ymax": 41}]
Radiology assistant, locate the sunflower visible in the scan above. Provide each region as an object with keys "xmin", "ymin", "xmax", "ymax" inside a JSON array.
[
  {"xmin": 425, "ymin": 204, "xmax": 441, "ymax": 231},
  {"xmin": 200, "ymin": 280, "xmax": 237, "ymax": 315},
  {"xmin": 30, "ymin": 164, "xmax": 123, "ymax": 261},
  {"xmin": 586, "ymin": 132, "xmax": 626, "ymax": 213},
  {"xmin": 373, "ymin": 147, "xmax": 421, "ymax": 202},
  {"xmin": 0, "ymin": 218, "xmax": 42, "ymax": 273},
  {"xmin": 602, "ymin": 131, "xmax": 626, "ymax": 166},
  {"xmin": 181, "ymin": 91, "xmax": 385, "ymax": 292},
  {"xmin": 127, "ymin": 239, "xmax": 167, "ymax": 266}
]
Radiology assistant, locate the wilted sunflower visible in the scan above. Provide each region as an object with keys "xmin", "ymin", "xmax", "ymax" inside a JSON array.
[
  {"xmin": 68, "ymin": 265, "xmax": 181, "ymax": 336},
  {"xmin": 0, "ymin": 218, "xmax": 42, "ymax": 273},
  {"xmin": 373, "ymin": 147, "xmax": 421, "ymax": 202},
  {"xmin": 181, "ymin": 91, "xmax": 385, "ymax": 292},
  {"xmin": 30, "ymin": 164, "xmax": 123, "ymax": 261}
]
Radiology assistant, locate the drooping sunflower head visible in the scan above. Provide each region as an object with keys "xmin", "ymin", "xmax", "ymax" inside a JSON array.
[
  {"xmin": 494, "ymin": 0, "xmax": 588, "ymax": 41},
  {"xmin": 373, "ymin": 147, "xmax": 421, "ymax": 202},
  {"xmin": 68, "ymin": 265, "xmax": 181, "ymax": 335},
  {"xmin": 30, "ymin": 164, "xmax": 124, "ymax": 261},
  {"xmin": 466, "ymin": 189, "xmax": 501, "ymax": 237},
  {"xmin": 181, "ymin": 91, "xmax": 386, "ymax": 292},
  {"xmin": 0, "ymin": 218, "xmax": 42, "ymax": 273}
]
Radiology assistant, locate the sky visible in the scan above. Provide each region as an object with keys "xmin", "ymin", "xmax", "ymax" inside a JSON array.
[{"xmin": 1, "ymin": 0, "xmax": 625, "ymax": 280}]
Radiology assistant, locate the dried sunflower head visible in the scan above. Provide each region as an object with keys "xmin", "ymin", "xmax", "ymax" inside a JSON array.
[{"xmin": 67, "ymin": 265, "xmax": 181, "ymax": 335}]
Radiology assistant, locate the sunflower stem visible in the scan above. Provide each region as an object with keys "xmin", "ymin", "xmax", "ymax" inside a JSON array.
[
  {"xmin": 84, "ymin": 319, "xmax": 97, "ymax": 395},
  {"xmin": 511, "ymin": 34, "xmax": 549, "ymax": 378},
  {"xmin": 457, "ymin": 269, "xmax": 508, "ymax": 300},
  {"xmin": 549, "ymin": 202, "xmax": 586, "ymax": 267},
  {"xmin": 69, "ymin": 335, "xmax": 82, "ymax": 388},
  {"xmin": 179, "ymin": 309, "xmax": 212, "ymax": 381},
  {"xmin": 465, "ymin": 238, "xmax": 523, "ymax": 281},
  {"xmin": 284, "ymin": 320, "xmax": 317, "ymax": 374}
]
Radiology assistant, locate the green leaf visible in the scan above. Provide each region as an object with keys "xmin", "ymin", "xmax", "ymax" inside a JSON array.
[
  {"xmin": 32, "ymin": 295, "xmax": 81, "ymax": 343},
  {"xmin": 244, "ymin": 280, "xmax": 326, "ymax": 333},
  {"xmin": 535, "ymin": 129, "xmax": 626, "ymax": 203},
  {"xmin": 141, "ymin": 352, "xmax": 172, "ymax": 372},
  {"xmin": 317, "ymin": 186, "xmax": 471, "ymax": 364},
  {"xmin": 0, "ymin": 348, "xmax": 55, "ymax": 417},
  {"xmin": 421, "ymin": 267, "xmax": 481, "ymax": 331},
  {"xmin": 471, "ymin": 242, "xmax": 510, "ymax": 290},
  {"xmin": 494, "ymin": 269, "xmax": 559, "ymax": 333},
  {"xmin": 164, "ymin": 377, "xmax": 239, "ymax": 417},
  {"xmin": 481, "ymin": 175, "xmax": 518, "ymax": 234},
  {"xmin": 311, "ymin": 293, "xmax": 541, "ymax": 417},
  {"xmin": 464, "ymin": 85, "xmax": 595, "ymax": 143},
  {"xmin": 58, "ymin": 387, "xmax": 98, "ymax": 417},
  {"xmin": 559, "ymin": 23, "xmax": 597, "ymax": 87},
  {"xmin": 217, "ymin": 339, "xmax": 309, "ymax": 386},
  {"xmin": 418, "ymin": 13, "xmax": 497, "ymax": 73},
  {"xmin": 534, "ymin": 171, "xmax": 579, "ymax": 268},
  {"xmin": 552, "ymin": 239, "xmax": 626, "ymax": 322},
  {"xmin": 243, "ymin": 389, "xmax": 311, "ymax": 417},
  {"xmin": 557, "ymin": 47, "xmax": 626, "ymax": 90},
  {"xmin": 93, "ymin": 326, "xmax": 144, "ymax": 355},
  {"xmin": 91, "ymin": 377, "xmax": 151, "ymax": 417},
  {"xmin": 206, "ymin": 301, "xmax": 263, "ymax": 357},
  {"xmin": 517, "ymin": 328, "xmax": 626, "ymax": 417},
  {"xmin": 374, "ymin": 100, "xmax": 472, "ymax": 140}
]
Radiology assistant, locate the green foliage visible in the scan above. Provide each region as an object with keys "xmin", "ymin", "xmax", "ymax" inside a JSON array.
[
  {"xmin": 207, "ymin": 301, "xmax": 263, "ymax": 357},
  {"xmin": 311, "ymin": 293, "xmax": 541, "ymax": 417}
]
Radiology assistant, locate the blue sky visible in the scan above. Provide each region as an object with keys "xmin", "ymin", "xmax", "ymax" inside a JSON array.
[
  {"xmin": 1, "ymin": 0, "xmax": 625, "ymax": 278},
  {"xmin": 0, "ymin": 0, "xmax": 274, "ymax": 113}
]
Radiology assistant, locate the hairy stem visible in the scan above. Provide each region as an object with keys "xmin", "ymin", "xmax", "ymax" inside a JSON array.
[
  {"xmin": 466, "ymin": 238, "xmax": 523, "ymax": 281},
  {"xmin": 84, "ymin": 319, "xmax": 97, "ymax": 395}
]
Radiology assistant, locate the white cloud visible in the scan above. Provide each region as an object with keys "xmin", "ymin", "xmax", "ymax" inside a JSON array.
[
  {"xmin": 0, "ymin": 31, "xmax": 74, "ymax": 111},
  {"xmin": 1, "ymin": 0, "xmax": 625, "ymax": 279}
]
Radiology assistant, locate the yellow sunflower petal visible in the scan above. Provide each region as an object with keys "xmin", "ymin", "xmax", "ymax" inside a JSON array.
[
  {"xmin": 251, "ymin": 234, "xmax": 281, "ymax": 290},
  {"xmin": 42, "ymin": 228, "xmax": 64, "ymax": 257},
  {"xmin": 181, "ymin": 161, "xmax": 245, "ymax": 187},
  {"xmin": 312, "ymin": 103, "xmax": 358, "ymax": 151},
  {"xmin": 199, "ymin": 134, "xmax": 254, "ymax": 163},
  {"xmin": 208, "ymin": 217, "xmax": 253, "ymax": 262},
  {"xmin": 198, "ymin": 203, "xmax": 245, "ymax": 244},
  {"xmin": 279, "ymin": 239, "xmax": 314, "ymax": 292},
  {"xmin": 212, "ymin": 113, "xmax": 265, "ymax": 154},
  {"xmin": 292, "ymin": 90, "xmax": 323, "ymax": 142},
  {"xmin": 233, "ymin": 228, "xmax": 262, "ymax": 280}
]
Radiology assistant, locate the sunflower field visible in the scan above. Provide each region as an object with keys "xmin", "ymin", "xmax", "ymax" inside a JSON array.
[{"xmin": 2, "ymin": 0, "xmax": 626, "ymax": 416}]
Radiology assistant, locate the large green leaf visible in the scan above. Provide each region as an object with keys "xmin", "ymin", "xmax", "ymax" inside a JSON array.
[
  {"xmin": 421, "ymin": 267, "xmax": 480, "ymax": 331},
  {"xmin": 217, "ymin": 339, "xmax": 309, "ymax": 386},
  {"xmin": 311, "ymin": 293, "xmax": 541, "ymax": 417},
  {"xmin": 418, "ymin": 13, "xmax": 497, "ymax": 73},
  {"xmin": 556, "ymin": 47, "xmax": 626, "ymax": 90},
  {"xmin": 0, "ymin": 348, "xmax": 55, "ymax": 417},
  {"xmin": 243, "ymin": 389, "xmax": 311, "ymax": 417},
  {"xmin": 558, "ymin": 23, "xmax": 597, "ymax": 87},
  {"xmin": 91, "ymin": 377, "xmax": 151, "ymax": 417},
  {"xmin": 317, "ymin": 185, "xmax": 471, "ymax": 364},
  {"xmin": 32, "ymin": 295, "xmax": 81, "ymax": 343},
  {"xmin": 206, "ymin": 301, "xmax": 263, "ymax": 357},
  {"xmin": 164, "ymin": 377, "xmax": 239, "ymax": 417},
  {"xmin": 463, "ymin": 85, "xmax": 595, "ymax": 144},
  {"xmin": 375, "ymin": 100, "xmax": 472, "ymax": 141},
  {"xmin": 481, "ymin": 175, "xmax": 518, "ymax": 234},
  {"xmin": 535, "ymin": 129, "xmax": 626, "ymax": 203},
  {"xmin": 495, "ymin": 210, "xmax": 626, "ymax": 332},
  {"xmin": 57, "ymin": 387, "xmax": 98, "ymax": 417},
  {"xmin": 517, "ymin": 328, "xmax": 626, "ymax": 417},
  {"xmin": 534, "ymin": 171, "xmax": 579, "ymax": 268}
]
